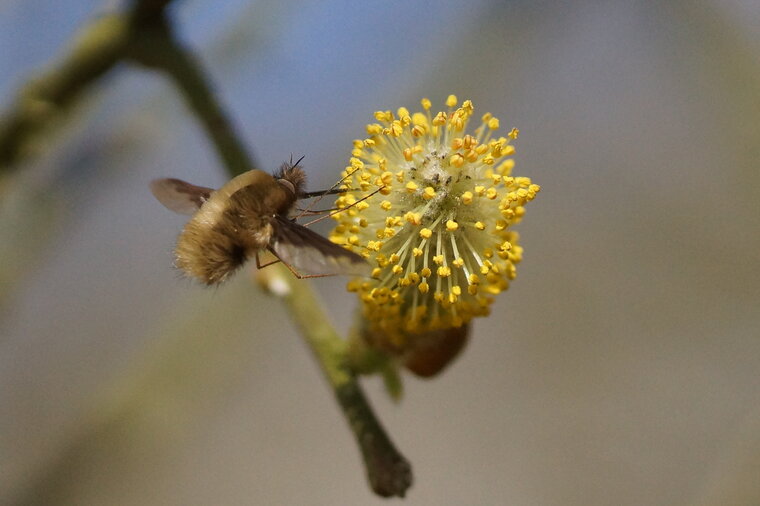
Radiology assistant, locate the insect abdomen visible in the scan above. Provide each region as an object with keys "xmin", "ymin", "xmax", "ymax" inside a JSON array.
[{"xmin": 174, "ymin": 220, "xmax": 249, "ymax": 285}]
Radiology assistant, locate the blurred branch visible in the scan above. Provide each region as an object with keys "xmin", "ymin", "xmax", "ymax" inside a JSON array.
[
  {"xmin": 257, "ymin": 266, "xmax": 413, "ymax": 498},
  {"xmin": 130, "ymin": 0, "xmax": 176, "ymax": 20},
  {"xmin": 0, "ymin": 0, "xmax": 255, "ymax": 175},
  {"xmin": 125, "ymin": 14, "xmax": 253, "ymax": 176},
  {"xmin": 0, "ymin": 13, "xmax": 128, "ymax": 170}
]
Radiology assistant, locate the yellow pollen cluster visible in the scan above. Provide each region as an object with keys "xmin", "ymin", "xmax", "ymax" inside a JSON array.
[{"xmin": 331, "ymin": 96, "xmax": 540, "ymax": 344}]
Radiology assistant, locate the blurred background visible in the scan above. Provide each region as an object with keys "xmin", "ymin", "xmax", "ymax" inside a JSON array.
[{"xmin": 1, "ymin": 0, "xmax": 759, "ymax": 504}]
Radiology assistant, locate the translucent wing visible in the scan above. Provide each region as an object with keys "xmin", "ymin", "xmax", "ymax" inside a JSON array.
[
  {"xmin": 270, "ymin": 216, "xmax": 371, "ymax": 277},
  {"xmin": 150, "ymin": 178, "xmax": 215, "ymax": 215}
]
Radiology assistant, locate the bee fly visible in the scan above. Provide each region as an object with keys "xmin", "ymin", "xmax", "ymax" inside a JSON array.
[{"xmin": 150, "ymin": 159, "xmax": 370, "ymax": 285}]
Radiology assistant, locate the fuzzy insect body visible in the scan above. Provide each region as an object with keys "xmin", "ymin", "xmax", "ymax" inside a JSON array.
[{"xmin": 151, "ymin": 163, "xmax": 369, "ymax": 285}]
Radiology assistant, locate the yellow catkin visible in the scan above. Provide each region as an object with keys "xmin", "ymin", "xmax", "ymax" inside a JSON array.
[{"xmin": 330, "ymin": 96, "xmax": 539, "ymax": 341}]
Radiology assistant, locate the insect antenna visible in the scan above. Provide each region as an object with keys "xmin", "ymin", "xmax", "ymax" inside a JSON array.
[
  {"xmin": 299, "ymin": 188, "xmax": 345, "ymax": 199},
  {"xmin": 289, "ymin": 154, "xmax": 306, "ymax": 168},
  {"xmin": 295, "ymin": 165, "xmax": 363, "ymax": 220},
  {"xmin": 295, "ymin": 206, "xmax": 342, "ymax": 215},
  {"xmin": 303, "ymin": 186, "xmax": 384, "ymax": 227}
]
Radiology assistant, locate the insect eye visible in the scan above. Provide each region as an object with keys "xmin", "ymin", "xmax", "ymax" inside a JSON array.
[{"xmin": 277, "ymin": 178, "xmax": 296, "ymax": 195}]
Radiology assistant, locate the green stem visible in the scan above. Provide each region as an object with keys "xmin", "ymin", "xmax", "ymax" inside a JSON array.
[{"xmin": 258, "ymin": 266, "xmax": 412, "ymax": 498}]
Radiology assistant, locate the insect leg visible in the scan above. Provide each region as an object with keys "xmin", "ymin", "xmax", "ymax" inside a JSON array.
[
  {"xmin": 265, "ymin": 247, "xmax": 334, "ymax": 279},
  {"xmin": 255, "ymin": 250, "xmax": 281, "ymax": 269}
]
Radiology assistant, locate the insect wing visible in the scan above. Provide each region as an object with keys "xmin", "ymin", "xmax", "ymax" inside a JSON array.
[
  {"xmin": 271, "ymin": 216, "xmax": 370, "ymax": 277},
  {"xmin": 150, "ymin": 178, "xmax": 215, "ymax": 215}
]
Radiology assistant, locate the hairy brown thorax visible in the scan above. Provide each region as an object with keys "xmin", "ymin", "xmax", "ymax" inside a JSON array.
[{"xmin": 175, "ymin": 168, "xmax": 301, "ymax": 285}]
